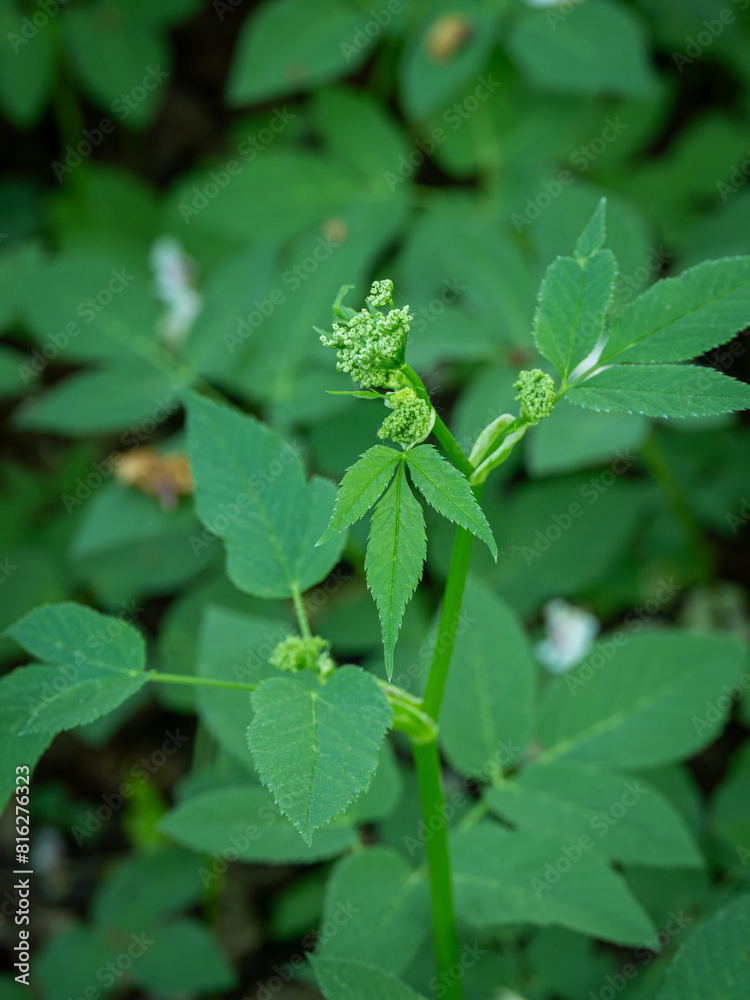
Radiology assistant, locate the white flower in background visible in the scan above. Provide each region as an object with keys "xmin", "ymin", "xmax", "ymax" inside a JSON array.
[
  {"xmin": 535, "ymin": 598, "xmax": 599, "ymax": 674},
  {"xmin": 150, "ymin": 235, "xmax": 202, "ymax": 349}
]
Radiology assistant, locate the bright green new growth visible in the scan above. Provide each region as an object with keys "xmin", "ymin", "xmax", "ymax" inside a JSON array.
[
  {"xmin": 514, "ymin": 368, "xmax": 556, "ymax": 424},
  {"xmin": 269, "ymin": 635, "xmax": 334, "ymax": 675},
  {"xmin": 377, "ymin": 387, "xmax": 434, "ymax": 447},
  {"xmin": 319, "ymin": 281, "xmax": 412, "ymax": 388}
]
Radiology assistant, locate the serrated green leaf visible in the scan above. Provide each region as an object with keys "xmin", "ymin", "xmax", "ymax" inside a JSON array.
[
  {"xmin": 657, "ymin": 895, "xmax": 750, "ymax": 1000},
  {"xmin": 365, "ymin": 461, "xmax": 426, "ymax": 679},
  {"xmin": 439, "ymin": 577, "xmax": 534, "ymax": 778},
  {"xmin": 537, "ymin": 631, "xmax": 748, "ymax": 769},
  {"xmin": 405, "ymin": 445, "xmax": 497, "ymax": 558},
  {"xmin": 185, "ymin": 392, "xmax": 345, "ymax": 599},
  {"xmin": 452, "ymin": 823, "xmax": 655, "ymax": 946},
  {"xmin": 568, "ymin": 364, "xmax": 750, "ymax": 418},
  {"xmin": 318, "ymin": 445, "xmax": 401, "ymax": 545},
  {"xmin": 534, "ymin": 250, "xmax": 617, "ymax": 380},
  {"xmin": 486, "ymin": 762, "xmax": 702, "ymax": 868},
  {"xmin": 158, "ymin": 786, "xmax": 357, "ymax": 863},
  {"xmin": 317, "ymin": 848, "xmax": 430, "ymax": 975},
  {"xmin": 4, "ymin": 603, "xmax": 148, "ymax": 736},
  {"xmin": 575, "ymin": 198, "xmax": 607, "ymax": 260},
  {"xmin": 248, "ymin": 666, "xmax": 392, "ymax": 843},
  {"xmin": 311, "ymin": 956, "xmax": 429, "ymax": 1000},
  {"xmin": 602, "ymin": 257, "xmax": 750, "ymax": 365}
]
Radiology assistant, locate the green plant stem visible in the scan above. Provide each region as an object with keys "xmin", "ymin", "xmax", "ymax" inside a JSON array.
[
  {"xmin": 402, "ymin": 365, "xmax": 473, "ymax": 478},
  {"xmin": 421, "ymin": 484, "xmax": 484, "ymax": 721},
  {"xmin": 412, "ymin": 738, "xmax": 463, "ymax": 1000},
  {"xmin": 145, "ymin": 671, "xmax": 256, "ymax": 692},
  {"xmin": 291, "ymin": 584, "xmax": 313, "ymax": 638}
]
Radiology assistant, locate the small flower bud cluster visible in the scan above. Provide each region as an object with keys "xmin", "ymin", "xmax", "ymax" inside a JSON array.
[
  {"xmin": 377, "ymin": 387, "xmax": 434, "ymax": 447},
  {"xmin": 269, "ymin": 635, "xmax": 334, "ymax": 674},
  {"xmin": 367, "ymin": 279, "xmax": 393, "ymax": 308},
  {"xmin": 320, "ymin": 281, "xmax": 411, "ymax": 388},
  {"xmin": 514, "ymin": 369, "xmax": 556, "ymax": 424}
]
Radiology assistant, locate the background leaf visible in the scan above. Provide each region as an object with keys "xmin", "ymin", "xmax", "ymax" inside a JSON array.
[{"xmin": 186, "ymin": 392, "xmax": 345, "ymax": 598}]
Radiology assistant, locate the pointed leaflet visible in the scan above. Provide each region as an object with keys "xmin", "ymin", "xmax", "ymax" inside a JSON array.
[
  {"xmin": 247, "ymin": 667, "xmax": 392, "ymax": 844},
  {"xmin": 311, "ymin": 957, "xmax": 429, "ymax": 1000},
  {"xmin": 534, "ymin": 249, "xmax": 617, "ymax": 379},
  {"xmin": 365, "ymin": 460, "xmax": 427, "ymax": 679},
  {"xmin": 602, "ymin": 256, "xmax": 750, "ymax": 365},
  {"xmin": 657, "ymin": 895, "xmax": 750, "ymax": 1000},
  {"xmin": 158, "ymin": 787, "xmax": 357, "ymax": 864},
  {"xmin": 452, "ymin": 823, "xmax": 655, "ymax": 946},
  {"xmin": 4, "ymin": 603, "xmax": 148, "ymax": 736},
  {"xmin": 575, "ymin": 198, "xmax": 607, "ymax": 260},
  {"xmin": 405, "ymin": 444, "xmax": 497, "ymax": 558},
  {"xmin": 185, "ymin": 392, "xmax": 344, "ymax": 598},
  {"xmin": 567, "ymin": 364, "xmax": 750, "ymax": 418},
  {"xmin": 317, "ymin": 445, "xmax": 401, "ymax": 545},
  {"xmin": 485, "ymin": 761, "xmax": 702, "ymax": 868}
]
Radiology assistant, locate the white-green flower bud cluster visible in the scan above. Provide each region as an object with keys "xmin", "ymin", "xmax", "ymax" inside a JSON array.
[
  {"xmin": 367, "ymin": 279, "xmax": 393, "ymax": 308},
  {"xmin": 320, "ymin": 281, "xmax": 411, "ymax": 388},
  {"xmin": 377, "ymin": 387, "xmax": 434, "ymax": 447},
  {"xmin": 269, "ymin": 635, "xmax": 334, "ymax": 674},
  {"xmin": 514, "ymin": 369, "xmax": 556, "ymax": 425}
]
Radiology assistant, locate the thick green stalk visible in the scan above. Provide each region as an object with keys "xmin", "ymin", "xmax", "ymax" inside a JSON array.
[
  {"xmin": 412, "ymin": 738, "xmax": 463, "ymax": 1000},
  {"xmin": 421, "ymin": 484, "xmax": 483, "ymax": 720},
  {"xmin": 411, "ymin": 470, "xmax": 483, "ymax": 999}
]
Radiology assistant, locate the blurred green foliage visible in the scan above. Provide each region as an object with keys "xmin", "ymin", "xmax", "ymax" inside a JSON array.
[{"xmin": 2, "ymin": 0, "xmax": 750, "ymax": 998}]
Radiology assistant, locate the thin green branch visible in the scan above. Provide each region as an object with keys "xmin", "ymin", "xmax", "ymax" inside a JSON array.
[
  {"xmin": 145, "ymin": 671, "xmax": 257, "ymax": 692},
  {"xmin": 291, "ymin": 585, "xmax": 313, "ymax": 639}
]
